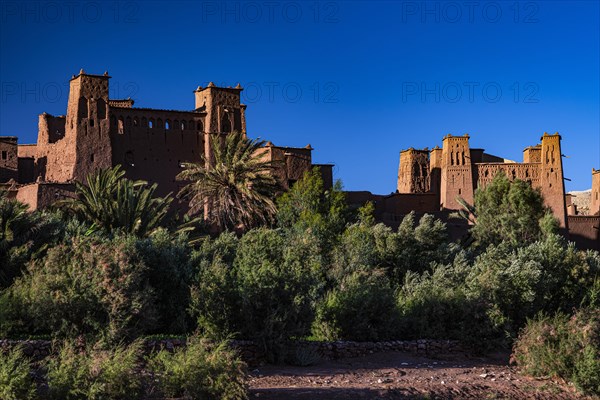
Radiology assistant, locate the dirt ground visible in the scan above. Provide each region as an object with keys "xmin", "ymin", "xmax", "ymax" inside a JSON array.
[{"xmin": 248, "ymin": 351, "xmax": 591, "ymax": 400}]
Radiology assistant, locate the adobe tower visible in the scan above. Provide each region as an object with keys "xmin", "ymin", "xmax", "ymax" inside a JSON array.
[
  {"xmin": 539, "ymin": 133, "xmax": 567, "ymax": 227},
  {"xmin": 397, "ymin": 148, "xmax": 430, "ymax": 193},
  {"xmin": 440, "ymin": 134, "xmax": 474, "ymax": 210},
  {"xmin": 39, "ymin": 70, "xmax": 112, "ymax": 182}
]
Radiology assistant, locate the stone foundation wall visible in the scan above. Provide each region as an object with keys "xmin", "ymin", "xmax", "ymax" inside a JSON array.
[{"xmin": 1, "ymin": 338, "xmax": 465, "ymax": 366}]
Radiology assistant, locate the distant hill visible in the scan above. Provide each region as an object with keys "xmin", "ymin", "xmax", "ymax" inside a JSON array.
[{"xmin": 568, "ymin": 189, "xmax": 592, "ymax": 215}]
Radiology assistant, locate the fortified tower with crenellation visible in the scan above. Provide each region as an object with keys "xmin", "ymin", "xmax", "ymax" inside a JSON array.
[
  {"xmin": 194, "ymin": 82, "xmax": 246, "ymax": 166},
  {"xmin": 539, "ymin": 133, "xmax": 568, "ymax": 227},
  {"xmin": 397, "ymin": 148, "xmax": 430, "ymax": 194},
  {"xmin": 440, "ymin": 134, "xmax": 474, "ymax": 210},
  {"xmin": 38, "ymin": 71, "xmax": 112, "ymax": 182}
]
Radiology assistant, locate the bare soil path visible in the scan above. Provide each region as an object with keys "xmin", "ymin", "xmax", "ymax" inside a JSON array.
[{"xmin": 248, "ymin": 351, "xmax": 590, "ymax": 399}]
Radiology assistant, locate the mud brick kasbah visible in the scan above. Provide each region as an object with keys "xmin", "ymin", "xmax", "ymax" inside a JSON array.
[{"xmin": 0, "ymin": 70, "xmax": 598, "ymax": 249}]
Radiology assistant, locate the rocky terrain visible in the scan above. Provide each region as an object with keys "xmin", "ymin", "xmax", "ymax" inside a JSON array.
[
  {"xmin": 248, "ymin": 351, "xmax": 588, "ymax": 400},
  {"xmin": 569, "ymin": 189, "xmax": 592, "ymax": 215}
]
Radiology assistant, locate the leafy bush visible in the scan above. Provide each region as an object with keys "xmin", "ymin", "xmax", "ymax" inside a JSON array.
[
  {"xmin": 191, "ymin": 228, "xmax": 323, "ymax": 362},
  {"xmin": 191, "ymin": 232, "xmax": 241, "ymax": 340},
  {"xmin": 5, "ymin": 235, "xmax": 157, "ymax": 342},
  {"xmin": 0, "ymin": 192, "xmax": 65, "ymax": 288},
  {"xmin": 148, "ymin": 335, "xmax": 247, "ymax": 400},
  {"xmin": 467, "ymin": 235, "xmax": 600, "ymax": 335},
  {"xmin": 0, "ymin": 345, "xmax": 37, "ymax": 400},
  {"xmin": 397, "ymin": 254, "xmax": 505, "ymax": 350},
  {"xmin": 470, "ymin": 172, "xmax": 558, "ymax": 248},
  {"xmin": 329, "ymin": 222, "xmax": 380, "ymax": 283},
  {"xmin": 2, "ymin": 229, "xmax": 201, "ymax": 340},
  {"xmin": 313, "ymin": 270, "xmax": 398, "ymax": 341},
  {"xmin": 276, "ymin": 167, "xmax": 348, "ymax": 258},
  {"xmin": 395, "ymin": 212, "xmax": 456, "ymax": 277},
  {"xmin": 135, "ymin": 228, "xmax": 194, "ymax": 334},
  {"xmin": 513, "ymin": 308, "xmax": 599, "ymax": 396},
  {"xmin": 46, "ymin": 340, "xmax": 144, "ymax": 400},
  {"xmin": 329, "ymin": 213, "xmax": 455, "ymax": 288},
  {"xmin": 233, "ymin": 228, "xmax": 323, "ymax": 361}
]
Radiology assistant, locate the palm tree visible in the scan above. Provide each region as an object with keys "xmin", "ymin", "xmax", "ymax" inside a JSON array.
[
  {"xmin": 449, "ymin": 196, "xmax": 477, "ymax": 225},
  {"xmin": 177, "ymin": 132, "xmax": 280, "ymax": 232},
  {"xmin": 0, "ymin": 189, "xmax": 32, "ymax": 251},
  {"xmin": 449, "ymin": 196, "xmax": 477, "ymax": 247},
  {"xmin": 0, "ymin": 190, "xmax": 37, "ymax": 286},
  {"xmin": 61, "ymin": 165, "xmax": 172, "ymax": 237}
]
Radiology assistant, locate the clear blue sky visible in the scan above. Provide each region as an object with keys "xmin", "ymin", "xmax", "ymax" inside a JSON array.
[{"xmin": 1, "ymin": 0, "xmax": 598, "ymax": 192}]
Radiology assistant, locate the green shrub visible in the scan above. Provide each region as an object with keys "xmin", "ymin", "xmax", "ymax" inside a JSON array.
[
  {"xmin": 191, "ymin": 232, "xmax": 242, "ymax": 339},
  {"xmin": 512, "ymin": 308, "xmax": 599, "ymax": 396},
  {"xmin": 0, "ymin": 346, "xmax": 37, "ymax": 400},
  {"xmin": 467, "ymin": 235, "xmax": 600, "ymax": 336},
  {"xmin": 148, "ymin": 335, "xmax": 247, "ymax": 400},
  {"xmin": 192, "ymin": 228, "xmax": 323, "ymax": 362},
  {"xmin": 192, "ymin": 254, "xmax": 241, "ymax": 340},
  {"xmin": 46, "ymin": 340, "xmax": 144, "ymax": 400},
  {"xmin": 397, "ymin": 255, "xmax": 505, "ymax": 350},
  {"xmin": 329, "ymin": 213, "xmax": 456, "ymax": 288},
  {"xmin": 329, "ymin": 223, "xmax": 380, "ymax": 283},
  {"xmin": 277, "ymin": 168, "xmax": 347, "ymax": 231},
  {"xmin": 392, "ymin": 212, "xmax": 459, "ymax": 280},
  {"xmin": 276, "ymin": 167, "xmax": 348, "ymax": 259},
  {"xmin": 470, "ymin": 172, "xmax": 558, "ymax": 249},
  {"xmin": 233, "ymin": 228, "xmax": 323, "ymax": 361},
  {"xmin": 313, "ymin": 270, "xmax": 398, "ymax": 341},
  {"xmin": 1, "ymin": 192, "xmax": 65, "ymax": 288},
  {"xmin": 6, "ymin": 235, "xmax": 157, "ymax": 342},
  {"xmin": 0, "ymin": 289, "xmax": 27, "ymax": 337},
  {"xmin": 136, "ymin": 228, "xmax": 194, "ymax": 334}
]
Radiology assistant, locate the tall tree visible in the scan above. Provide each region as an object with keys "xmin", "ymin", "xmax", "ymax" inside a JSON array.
[
  {"xmin": 470, "ymin": 171, "xmax": 558, "ymax": 248},
  {"xmin": 177, "ymin": 132, "xmax": 280, "ymax": 231}
]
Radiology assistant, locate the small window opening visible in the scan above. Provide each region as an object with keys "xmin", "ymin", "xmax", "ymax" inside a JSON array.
[
  {"xmin": 89, "ymin": 119, "xmax": 94, "ymax": 127},
  {"xmin": 90, "ymin": 153, "xmax": 95, "ymax": 162},
  {"xmin": 1, "ymin": 151, "xmax": 7, "ymax": 160}
]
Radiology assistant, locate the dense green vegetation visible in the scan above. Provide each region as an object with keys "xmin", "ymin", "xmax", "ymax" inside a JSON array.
[
  {"xmin": 513, "ymin": 307, "xmax": 599, "ymax": 395},
  {"xmin": 0, "ymin": 137, "xmax": 598, "ymax": 397}
]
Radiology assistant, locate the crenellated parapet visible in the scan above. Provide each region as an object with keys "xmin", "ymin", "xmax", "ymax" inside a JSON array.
[{"xmin": 475, "ymin": 162, "xmax": 541, "ymax": 188}]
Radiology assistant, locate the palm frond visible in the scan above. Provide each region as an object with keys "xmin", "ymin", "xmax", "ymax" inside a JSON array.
[
  {"xmin": 58, "ymin": 165, "xmax": 172, "ymax": 237},
  {"xmin": 177, "ymin": 131, "xmax": 281, "ymax": 232}
]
